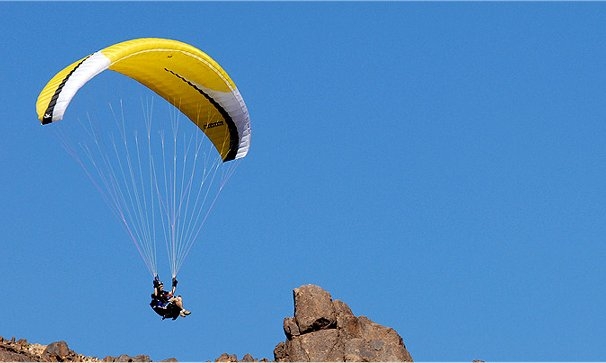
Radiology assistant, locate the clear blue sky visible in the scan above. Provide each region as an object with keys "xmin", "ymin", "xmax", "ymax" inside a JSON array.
[{"xmin": 2, "ymin": 2, "xmax": 606, "ymax": 361}]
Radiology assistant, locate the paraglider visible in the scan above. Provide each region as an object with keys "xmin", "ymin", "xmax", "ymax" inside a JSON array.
[
  {"xmin": 150, "ymin": 275, "xmax": 191, "ymax": 320},
  {"xmin": 36, "ymin": 38, "xmax": 251, "ymax": 320}
]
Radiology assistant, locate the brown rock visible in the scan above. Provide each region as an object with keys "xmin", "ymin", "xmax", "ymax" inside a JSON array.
[
  {"xmin": 290, "ymin": 329, "xmax": 343, "ymax": 362},
  {"xmin": 275, "ymin": 284, "xmax": 413, "ymax": 362},
  {"xmin": 241, "ymin": 353, "xmax": 255, "ymax": 362},
  {"xmin": 214, "ymin": 353, "xmax": 265, "ymax": 362},
  {"xmin": 103, "ymin": 353, "xmax": 151, "ymax": 362},
  {"xmin": 273, "ymin": 342, "xmax": 288, "ymax": 362},
  {"xmin": 283, "ymin": 317, "xmax": 300, "ymax": 338},
  {"xmin": 42, "ymin": 341, "xmax": 73, "ymax": 362},
  {"xmin": 215, "ymin": 352, "xmax": 238, "ymax": 362},
  {"xmin": 294, "ymin": 285, "xmax": 337, "ymax": 334},
  {"xmin": 334, "ymin": 300, "xmax": 360, "ymax": 340}
]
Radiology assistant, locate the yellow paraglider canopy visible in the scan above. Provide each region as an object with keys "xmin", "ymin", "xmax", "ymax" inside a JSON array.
[{"xmin": 36, "ymin": 38, "xmax": 250, "ymax": 161}]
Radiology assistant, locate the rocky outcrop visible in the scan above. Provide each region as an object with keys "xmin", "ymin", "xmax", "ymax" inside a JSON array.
[
  {"xmin": 214, "ymin": 352, "xmax": 268, "ymax": 362},
  {"xmin": 101, "ymin": 353, "xmax": 153, "ymax": 362},
  {"xmin": 0, "ymin": 337, "xmax": 163, "ymax": 362},
  {"xmin": 0, "ymin": 337, "xmax": 41, "ymax": 362},
  {"xmin": 0, "ymin": 337, "xmax": 93, "ymax": 362},
  {"xmin": 274, "ymin": 284, "xmax": 413, "ymax": 362},
  {"xmin": 1, "ymin": 285, "xmax": 413, "ymax": 362}
]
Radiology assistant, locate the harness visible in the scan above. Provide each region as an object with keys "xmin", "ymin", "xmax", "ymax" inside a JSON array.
[{"xmin": 150, "ymin": 292, "xmax": 180, "ymax": 320}]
